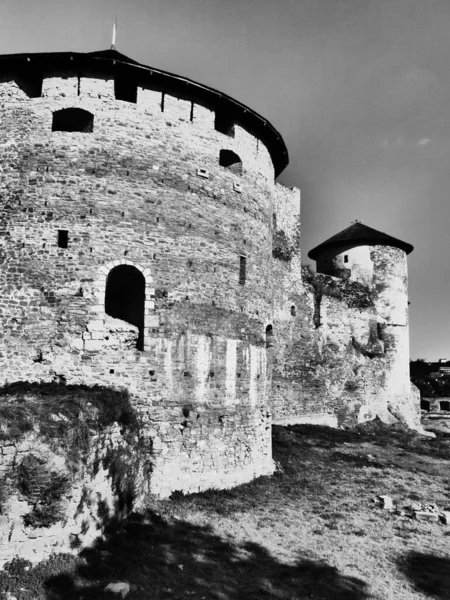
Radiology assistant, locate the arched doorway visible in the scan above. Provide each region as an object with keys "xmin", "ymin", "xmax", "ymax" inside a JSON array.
[{"xmin": 105, "ymin": 265, "xmax": 145, "ymax": 350}]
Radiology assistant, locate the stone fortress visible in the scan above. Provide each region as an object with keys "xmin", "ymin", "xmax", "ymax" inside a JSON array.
[{"xmin": 0, "ymin": 47, "xmax": 422, "ymax": 562}]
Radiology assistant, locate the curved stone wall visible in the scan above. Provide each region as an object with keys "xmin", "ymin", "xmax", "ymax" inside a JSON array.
[{"xmin": 0, "ymin": 69, "xmax": 280, "ymax": 495}]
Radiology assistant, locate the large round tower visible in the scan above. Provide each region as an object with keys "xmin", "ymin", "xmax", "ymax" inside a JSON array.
[{"xmin": 0, "ymin": 48, "xmax": 291, "ymax": 496}]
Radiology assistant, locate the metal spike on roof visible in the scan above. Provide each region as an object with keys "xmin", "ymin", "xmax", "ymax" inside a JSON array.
[{"xmin": 111, "ymin": 17, "xmax": 117, "ymax": 50}]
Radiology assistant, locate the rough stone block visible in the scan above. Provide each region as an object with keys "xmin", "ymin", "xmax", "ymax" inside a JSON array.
[
  {"xmin": 414, "ymin": 510, "xmax": 439, "ymax": 523},
  {"xmin": 379, "ymin": 495, "xmax": 394, "ymax": 510}
]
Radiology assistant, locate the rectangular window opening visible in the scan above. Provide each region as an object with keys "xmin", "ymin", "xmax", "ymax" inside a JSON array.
[
  {"xmin": 114, "ymin": 77, "xmax": 137, "ymax": 103},
  {"xmin": 239, "ymin": 256, "xmax": 247, "ymax": 285},
  {"xmin": 57, "ymin": 230, "xmax": 68, "ymax": 249},
  {"xmin": 344, "ymin": 255, "xmax": 349, "ymax": 263}
]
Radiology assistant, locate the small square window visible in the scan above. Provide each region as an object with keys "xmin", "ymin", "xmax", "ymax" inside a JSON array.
[{"xmin": 197, "ymin": 167, "xmax": 209, "ymax": 179}]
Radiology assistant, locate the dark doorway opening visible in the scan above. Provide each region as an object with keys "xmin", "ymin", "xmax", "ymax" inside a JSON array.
[
  {"xmin": 105, "ymin": 265, "xmax": 145, "ymax": 350},
  {"xmin": 440, "ymin": 401, "xmax": 450, "ymax": 411}
]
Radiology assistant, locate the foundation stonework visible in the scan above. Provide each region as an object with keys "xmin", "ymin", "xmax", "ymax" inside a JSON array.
[{"xmin": 0, "ymin": 49, "xmax": 420, "ymax": 563}]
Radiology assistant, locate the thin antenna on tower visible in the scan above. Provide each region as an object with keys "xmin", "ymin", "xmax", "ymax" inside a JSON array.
[{"xmin": 111, "ymin": 16, "xmax": 118, "ymax": 50}]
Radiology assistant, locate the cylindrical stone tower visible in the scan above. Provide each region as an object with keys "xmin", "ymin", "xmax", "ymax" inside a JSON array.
[
  {"xmin": 308, "ymin": 221, "xmax": 419, "ymax": 427},
  {"xmin": 0, "ymin": 48, "xmax": 291, "ymax": 496}
]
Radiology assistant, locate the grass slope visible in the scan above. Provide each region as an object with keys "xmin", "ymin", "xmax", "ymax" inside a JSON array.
[{"xmin": 1, "ymin": 421, "xmax": 450, "ymax": 600}]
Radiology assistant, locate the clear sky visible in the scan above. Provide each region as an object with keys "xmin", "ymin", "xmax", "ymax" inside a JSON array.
[{"xmin": 2, "ymin": 0, "xmax": 450, "ymax": 360}]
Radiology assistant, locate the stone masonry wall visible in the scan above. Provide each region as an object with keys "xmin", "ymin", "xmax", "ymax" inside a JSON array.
[
  {"xmin": 0, "ymin": 72, "xmax": 281, "ymax": 497},
  {"xmin": 0, "ymin": 423, "xmax": 152, "ymax": 568}
]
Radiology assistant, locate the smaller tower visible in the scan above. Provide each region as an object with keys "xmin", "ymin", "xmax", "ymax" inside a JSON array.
[
  {"xmin": 308, "ymin": 222, "xmax": 420, "ymax": 429},
  {"xmin": 308, "ymin": 221, "xmax": 413, "ymax": 287}
]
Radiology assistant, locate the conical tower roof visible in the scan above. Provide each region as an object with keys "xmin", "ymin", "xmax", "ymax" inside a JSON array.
[{"xmin": 308, "ymin": 222, "xmax": 413, "ymax": 260}]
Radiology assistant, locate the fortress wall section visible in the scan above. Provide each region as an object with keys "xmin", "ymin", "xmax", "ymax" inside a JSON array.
[
  {"xmin": 0, "ymin": 72, "xmax": 279, "ymax": 496},
  {"xmin": 271, "ymin": 252, "xmax": 420, "ymax": 429},
  {"xmin": 271, "ymin": 183, "xmax": 302, "ymax": 308},
  {"xmin": 273, "ymin": 183, "xmax": 301, "ymax": 242},
  {"xmin": 0, "ymin": 424, "xmax": 144, "ymax": 567}
]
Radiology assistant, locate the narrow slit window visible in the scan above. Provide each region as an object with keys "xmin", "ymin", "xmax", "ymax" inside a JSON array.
[
  {"xmin": 52, "ymin": 108, "xmax": 94, "ymax": 132},
  {"xmin": 239, "ymin": 256, "xmax": 246, "ymax": 285},
  {"xmin": 219, "ymin": 150, "xmax": 242, "ymax": 175},
  {"xmin": 57, "ymin": 230, "xmax": 68, "ymax": 248},
  {"xmin": 344, "ymin": 255, "xmax": 349, "ymax": 263},
  {"xmin": 215, "ymin": 110, "xmax": 235, "ymax": 137},
  {"xmin": 265, "ymin": 324, "xmax": 274, "ymax": 348}
]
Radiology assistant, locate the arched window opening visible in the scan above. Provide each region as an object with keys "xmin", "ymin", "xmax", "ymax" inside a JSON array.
[
  {"xmin": 291, "ymin": 305, "xmax": 296, "ymax": 317},
  {"xmin": 215, "ymin": 111, "xmax": 235, "ymax": 137},
  {"xmin": 105, "ymin": 265, "xmax": 145, "ymax": 350},
  {"xmin": 114, "ymin": 76, "xmax": 137, "ymax": 103},
  {"xmin": 219, "ymin": 150, "xmax": 243, "ymax": 175},
  {"xmin": 265, "ymin": 324, "xmax": 273, "ymax": 348},
  {"xmin": 52, "ymin": 108, "xmax": 94, "ymax": 132}
]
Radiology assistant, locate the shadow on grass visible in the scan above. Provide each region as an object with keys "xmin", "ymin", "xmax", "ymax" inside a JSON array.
[
  {"xmin": 41, "ymin": 511, "xmax": 370, "ymax": 600},
  {"xmin": 397, "ymin": 551, "xmax": 450, "ymax": 599}
]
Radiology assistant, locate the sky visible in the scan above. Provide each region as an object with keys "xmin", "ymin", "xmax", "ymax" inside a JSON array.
[{"xmin": 2, "ymin": 0, "xmax": 450, "ymax": 360}]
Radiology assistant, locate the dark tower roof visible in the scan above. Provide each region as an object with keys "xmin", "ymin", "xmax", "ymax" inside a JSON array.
[
  {"xmin": 308, "ymin": 222, "xmax": 414, "ymax": 260},
  {"xmin": 0, "ymin": 48, "xmax": 289, "ymax": 177}
]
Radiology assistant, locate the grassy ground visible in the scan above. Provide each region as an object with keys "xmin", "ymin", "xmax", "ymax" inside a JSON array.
[{"xmin": 1, "ymin": 420, "xmax": 450, "ymax": 600}]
